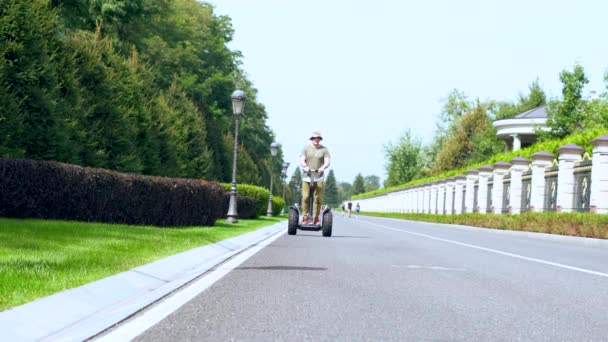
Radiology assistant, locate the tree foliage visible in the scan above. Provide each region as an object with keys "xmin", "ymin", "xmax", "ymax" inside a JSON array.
[
  {"xmin": 384, "ymin": 130, "xmax": 423, "ymax": 187},
  {"xmin": 432, "ymin": 102, "xmax": 492, "ymax": 174},
  {"xmin": 0, "ymin": 0, "xmax": 282, "ymax": 186},
  {"xmin": 352, "ymin": 173, "xmax": 366, "ymax": 195},
  {"xmin": 324, "ymin": 170, "xmax": 339, "ymax": 207},
  {"xmin": 544, "ymin": 64, "xmax": 590, "ymax": 139}
]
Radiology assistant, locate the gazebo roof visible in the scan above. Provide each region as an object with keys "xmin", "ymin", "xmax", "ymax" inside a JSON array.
[
  {"xmin": 493, "ymin": 105, "xmax": 549, "ymax": 138},
  {"xmin": 513, "ymin": 105, "xmax": 547, "ymax": 119}
]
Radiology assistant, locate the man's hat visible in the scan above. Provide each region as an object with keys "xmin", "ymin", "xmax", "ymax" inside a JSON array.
[{"xmin": 310, "ymin": 131, "xmax": 323, "ymax": 140}]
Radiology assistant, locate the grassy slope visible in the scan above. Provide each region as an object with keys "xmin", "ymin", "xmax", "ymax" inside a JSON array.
[
  {"xmin": 0, "ymin": 217, "xmax": 285, "ymax": 311},
  {"xmin": 362, "ymin": 211, "xmax": 608, "ymax": 239}
]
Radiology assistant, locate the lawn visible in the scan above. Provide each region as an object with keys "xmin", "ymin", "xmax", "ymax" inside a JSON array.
[{"xmin": 0, "ymin": 216, "xmax": 285, "ymax": 311}]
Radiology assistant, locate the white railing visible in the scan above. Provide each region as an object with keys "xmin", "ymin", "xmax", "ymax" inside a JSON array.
[{"xmin": 346, "ymin": 134, "xmax": 608, "ymax": 215}]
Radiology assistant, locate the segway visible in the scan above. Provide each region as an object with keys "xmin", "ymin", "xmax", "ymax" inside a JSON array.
[{"xmin": 288, "ymin": 169, "xmax": 333, "ymax": 237}]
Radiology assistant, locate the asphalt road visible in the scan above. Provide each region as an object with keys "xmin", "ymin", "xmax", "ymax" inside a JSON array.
[{"xmin": 127, "ymin": 214, "xmax": 608, "ymax": 341}]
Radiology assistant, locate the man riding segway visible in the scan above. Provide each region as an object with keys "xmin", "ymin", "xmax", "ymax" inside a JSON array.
[
  {"xmin": 287, "ymin": 131, "xmax": 333, "ymax": 236},
  {"xmin": 301, "ymin": 131, "xmax": 331, "ymax": 225}
]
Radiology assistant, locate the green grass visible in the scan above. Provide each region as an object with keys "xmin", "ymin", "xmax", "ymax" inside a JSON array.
[
  {"xmin": 0, "ymin": 216, "xmax": 285, "ymax": 311},
  {"xmin": 361, "ymin": 211, "xmax": 608, "ymax": 239}
]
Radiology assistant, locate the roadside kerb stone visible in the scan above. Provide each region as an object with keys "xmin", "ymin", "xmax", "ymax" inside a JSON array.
[{"xmin": 0, "ymin": 221, "xmax": 287, "ymax": 342}]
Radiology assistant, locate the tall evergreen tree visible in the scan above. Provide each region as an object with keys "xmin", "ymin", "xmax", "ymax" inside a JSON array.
[
  {"xmin": 324, "ymin": 170, "xmax": 339, "ymax": 207},
  {"xmin": 288, "ymin": 168, "xmax": 303, "ymax": 206},
  {"xmin": 352, "ymin": 173, "xmax": 366, "ymax": 195}
]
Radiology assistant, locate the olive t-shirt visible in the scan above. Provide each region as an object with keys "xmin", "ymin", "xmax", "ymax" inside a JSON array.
[{"xmin": 301, "ymin": 144, "xmax": 330, "ymax": 171}]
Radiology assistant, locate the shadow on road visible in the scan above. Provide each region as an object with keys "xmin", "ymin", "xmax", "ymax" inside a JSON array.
[{"xmin": 236, "ymin": 266, "xmax": 327, "ymax": 271}]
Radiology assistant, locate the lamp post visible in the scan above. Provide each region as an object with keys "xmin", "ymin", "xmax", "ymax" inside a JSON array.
[
  {"xmin": 267, "ymin": 142, "xmax": 279, "ymax": 216},
  {"xmin": 280, "ymin": 162, "xmax": 290, "ymax": 216},
  {"xmin": 226, "ymin": 89, "xmax": 246, "ymax": 223}
]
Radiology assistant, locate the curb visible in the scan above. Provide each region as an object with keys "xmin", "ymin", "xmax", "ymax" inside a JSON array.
[
  {"xmin": 0, "ymin": 221, "xmax": 287, "ymax": 341},
  {"xmin": 362, "ymin": 215, "xmax": 608, "ymax": 248}
]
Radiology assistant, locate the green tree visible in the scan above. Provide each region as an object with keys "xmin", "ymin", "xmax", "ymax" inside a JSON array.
[
  {"xmin": 288, "ymin": 168, "xmax": 302, "ymax": 206},
  {"xmin": 364, "ymin": 175, "xmax": 380, "ymax": 192},
  {"xmin": 543, "ymin": 64, "xmax": 589, "ymax": 139},
  {"xmin": 432, "ymin": 101, "xmax": 491, "ymax": 173},
  {"xmin": 0, "ymin": 0, "xmax": 71, "ymax": 160},
  {"xmin": 324, "ymin": 170, "xmax": 339, "ymax": 207},
  {"xmin": 384, "ymin": 129, "xmax": 423, "ymax": 186},
  {"xmin": 337, "ymin": 182, "xmax": 352, "ymax": 203},
  {"xmin": 352, "ymin": 173, "xmax": 366, "ymax": 195}
]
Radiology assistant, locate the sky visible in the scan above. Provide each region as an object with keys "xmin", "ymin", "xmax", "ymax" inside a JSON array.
[{"xmin": 209, "ymin": 0, "xmax": 608, "ymax": 185}]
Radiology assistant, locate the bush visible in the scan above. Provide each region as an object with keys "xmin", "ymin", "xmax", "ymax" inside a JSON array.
[
  {"xmin": 0, "ymin": 158, "xmax": 225, "ymax": 226},
  {"xmin": 221, "ymin": 183, "xmax": 270, "ymax": 216},
  {"xmin": 272, "ymin": 196, "xmax": 285, "ymax": 216},
  {"xmin": 222, "ymin": 194, "xmax": 258, "ymax": 219}
]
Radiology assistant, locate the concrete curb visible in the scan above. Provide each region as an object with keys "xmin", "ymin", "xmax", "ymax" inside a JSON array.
[
  {"xmin": 0, "ymin": 221, "xmax": 287, "ymax": 341},
  {"xmin": 363, "ymin": 215, "xmax": 608, "ymax": 248}
]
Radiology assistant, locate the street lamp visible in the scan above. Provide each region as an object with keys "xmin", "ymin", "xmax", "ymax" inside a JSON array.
[
  {"xmin": 280, "ymin": 162, "xmax": 290, "ymax": 216},
  {"xmin": 226, "ymin": 89, "xmax": 246, "ymax": 223},
  {"xmin": 266, "ymin": 142, "xmax": 279, "ymax": 216}
]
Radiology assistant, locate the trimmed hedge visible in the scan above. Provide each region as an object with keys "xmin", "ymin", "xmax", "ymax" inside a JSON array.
[
  {"xmin": 0, "ymin": 158, "xmax": 225, "ymax": 226},
  {"xmin": 220, "ymin": 183, "xmax": 286, "ymax": 217},
  {"xmin": 221, "ymin": 183, "xmax": 270, "ymax": 216},
  {"xmin": 222, "ymin": 194, "xmax": 258, "ymax": 219},
  {"xmin": 272, "ymin": 196, "xmax": 285, "ymax": 216}
]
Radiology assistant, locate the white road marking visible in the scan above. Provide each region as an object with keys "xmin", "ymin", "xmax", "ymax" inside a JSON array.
[
  {"xmin": 367, "ymin": 221, "xmax": 608, "ymax": 279},
  {"xmin": 95, "ymin": 230, "xmax": 286, "ymax": 341}
]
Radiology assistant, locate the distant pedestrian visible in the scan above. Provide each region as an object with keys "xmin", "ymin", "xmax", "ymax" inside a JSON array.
[
  {"xmin": 355, "ymin": 203, "xmax": 360, "ymax": 219},
  {"xmin": 347, "ymin": 202, "xmax": 352, "ymax": 218},
  {"xmin": 341, "ymin": 204, "xmax": 346, "ymax": 217}
]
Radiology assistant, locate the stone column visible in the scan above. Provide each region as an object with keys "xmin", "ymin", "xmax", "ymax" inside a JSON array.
[
  {"xmin": 465, "ymin": 169, "xmax": 479, "ymax": 213},
  {"xmin": 556, "ymin": 144, "xmax": 584, "ymax": 212},
  {"xmin": 429, "ymin": 183, "xmax": 437, "ymax": 214},
  {"xmin": 529, "ymin": 151, "xmax": 554, "ymax": 212},
  {"xmin": 477, "ymin": 165, "xmax": 493, "ymax": 214},
  {"xmin": 427, "ymin": 185, "xmax": 433, "ymax": 213},
  {"xmin": 511, "ymin": 133, "xmax": 521, "ymax": 151},
  {"xmin": 590, "ymin": 135, "xmax": 608, "ymax": 213},
  {"xmin": 509, "ymin": 156, "xmax": 531, "ymax": 214},
  {"xmin": 437, "ymin": 182, "xmax": 446, "ymax": 214},
  {"xmin": 444, "ymin": 178, "xmax": 455, "ymax": 214},
  {"xmin": 454, "ymin": 175, "xmax": 466, "ymax": 214},
  {"xmin": 491, "ymin": 161, "xmax": 511, "ymax": 214}
]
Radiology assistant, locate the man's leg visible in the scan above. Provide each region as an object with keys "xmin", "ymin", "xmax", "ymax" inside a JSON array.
[
  {"xmin": 301, "ymin": 182, "xmax": 310, "ymax": 222},
  {"xmin": 313, "ymin": 180, "xmax": 324, "ymax": 224}
]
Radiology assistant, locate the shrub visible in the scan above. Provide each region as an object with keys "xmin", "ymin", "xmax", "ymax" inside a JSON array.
[
  {"xmin": 0, "ymin": 158, "xmax": 225, "ymax": 226},
  {"xmin": 222, "ymin": 194, "xmax": 258, "ymax": 219},
  {"xmin": 221, "ymin": 183, "xmax": 270, "ymax": 216},
  {"xmin": 272, "ymin": 196, "xmax": 285, "ymax": 216}
]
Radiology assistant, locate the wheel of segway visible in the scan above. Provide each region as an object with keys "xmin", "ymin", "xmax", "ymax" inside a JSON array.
[
  {"xmin": 288, "ymin": 207, "xmax": 298, "ymax": 235},
  {"xmin": 322, "ymin": 211, "xmax": 332, "ymax": 237}
]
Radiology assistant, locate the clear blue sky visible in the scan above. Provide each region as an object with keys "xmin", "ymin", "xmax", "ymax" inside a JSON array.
[{"xmin": 209, "ymin": 0, "xmax": 608, "ymax": 185}]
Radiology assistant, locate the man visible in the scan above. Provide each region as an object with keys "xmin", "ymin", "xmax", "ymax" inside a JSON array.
[
  {"xmin": 301, "ymin": 131, "xmax": 331, "ymax": 225},
  {"xmin": 347, "ymin": 201, "xmax": 352, "ymax": 218}
]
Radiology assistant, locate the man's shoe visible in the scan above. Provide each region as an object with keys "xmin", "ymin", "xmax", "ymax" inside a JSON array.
[{"xmin": 313, "ymin": 218, "xmax": 320, "ymax": 225}]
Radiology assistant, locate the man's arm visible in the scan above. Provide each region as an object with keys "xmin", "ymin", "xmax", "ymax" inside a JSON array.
[
  {"xmin": 319, "ymin": 156, "xmax": 331, "ymax": 175},
  {"xmin": 300, "ymin": 154, "xmax": 309, "ymax": 172}
]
